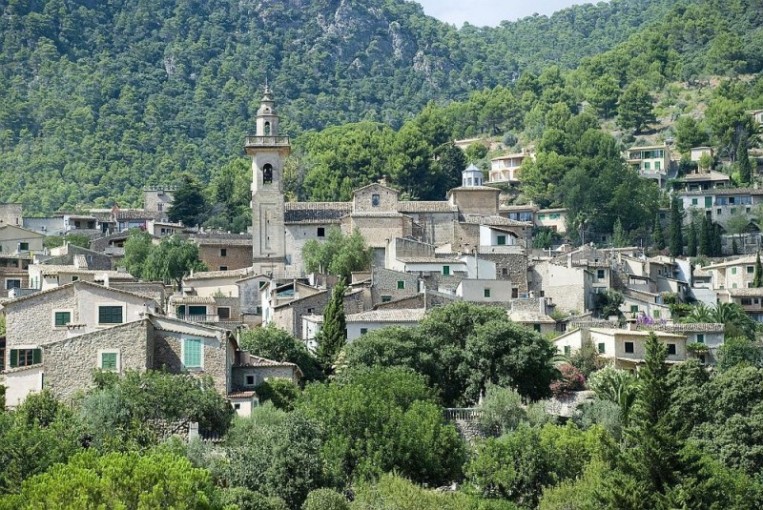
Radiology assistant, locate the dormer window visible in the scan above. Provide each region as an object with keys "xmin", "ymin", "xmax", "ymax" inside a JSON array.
[{"xmin": 372, "ymin": 194, "xmax": 380, "ymax": 207}]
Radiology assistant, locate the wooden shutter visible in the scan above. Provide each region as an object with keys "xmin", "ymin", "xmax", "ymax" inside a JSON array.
[
  {"xmin": 9, "ymin": 349, "xmax": 18, "ymax": 368},
  {"xmin": 33, "ymin": 349, "xmax": 42, "ymax": 365}
]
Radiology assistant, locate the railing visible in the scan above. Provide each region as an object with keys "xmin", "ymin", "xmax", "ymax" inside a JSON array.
[
  {"xmin": 444, "ymin": 408, "xmax": 482, "ymax": 421},
  {"xmin": 245, "ymin": 135, "xmax": 290, "ymax": 146},
  {"xmin": 177, "ymin": 314, "xmax": 219, "ymax": 323}
]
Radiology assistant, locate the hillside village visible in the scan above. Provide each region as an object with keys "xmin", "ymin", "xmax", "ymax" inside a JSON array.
[{"xmin": 1, "ymin": 88, "xmax": 761, "ymax": 412}]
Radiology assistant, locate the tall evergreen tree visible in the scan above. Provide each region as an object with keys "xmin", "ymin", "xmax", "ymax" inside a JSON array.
[
  {"xmin": 598, "ymin": 333, "xmax": 680, "ymax": 508},
  {"xmin": 168, "ymin": 175, "xmax": 209, "ymax": 227},
  {"xmin": 653, "ymin": 215, "xmax": 665, "ymax": 251},
  {"xmin": 713, "ymin": 223, "xmax": 723, "ymax": 257},
  {"xmin": 686, "ymin": 220, "xmax": 697, "ymax": 257},
  {"xmin": 613, "ymin": 217, "xmax": 628, "ymax": 247},
  {"xmin": 754, "ymin": 252, "xmax": 763, "ymax": 288},
  {"xmin": 669, "ymin": 197, "xmax": 683, "ymax": 257},
  {"xmin": 737, "ymin": 132, "xmax": 752, "ymax": 185},
  {"xmin": 699, "ymin": 216, "xmax": 711, "ymax": 256},
  {"xmin": 316, "ymin": 280, "xmax": 347, "ymax": 375}
]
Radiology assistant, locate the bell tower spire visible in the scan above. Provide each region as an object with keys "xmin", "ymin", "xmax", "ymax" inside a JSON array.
[{"xmin": 246, "ymin": 85, "xmax": 290, "ymax": 275}]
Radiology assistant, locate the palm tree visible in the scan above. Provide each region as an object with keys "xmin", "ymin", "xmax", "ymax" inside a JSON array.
[{"xmin": 683, "ymin": 302, "xmax": 757, "ymax": 340}]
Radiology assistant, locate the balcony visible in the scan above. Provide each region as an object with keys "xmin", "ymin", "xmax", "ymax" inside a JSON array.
[
  {"xmin": 244, "ymin": 135, "xmax": 290, "ymax": 148},
  {"xmin": 177, "ymin": 314, "xmax": 219, "ymax": 323}
]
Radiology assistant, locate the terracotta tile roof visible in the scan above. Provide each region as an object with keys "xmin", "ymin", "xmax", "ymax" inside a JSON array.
[
  {"xmin": 284, "ymin": 202, "xmax": 351, "ymax": 223},
  {"xmin": 2, "ymin": 280, "xmax": 156, "ymax": 308},
  {"xmin": 462, "ymin": 215, "xmax": 530, "ymax": 227},
  {"xmin": 186, "ymin": 267, "xmax": 254, "ymax": 280},
  {"xmin": 228, "ymin": 391, "xmax": 258, "ymax": 399},
  {"xmin": 235, "ymin": 353, "xmax": 299, "ymax": 370},
  {"xmin": 397, "ymin": 201, "xmax": 458, "ymax": 213}
]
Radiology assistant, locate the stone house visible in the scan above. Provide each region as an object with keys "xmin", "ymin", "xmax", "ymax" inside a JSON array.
[
  {"xmin": 554, "ymin": 326, "xmax": 689, "ymax": 369},
  {"xmin": 0, "ymin": 225, "xmax": 44, "ymax": 255},
  {"xmin": 230, "ymin": 352, "xmax": 302, "ymax": 416},
  {"xmin": 0, "ymin": 203, "xmax": 23, "ymax": 227},
  {"xmin": 2, "ymin": 281, "xmax": 161, "ymax": 405},
  {"xmin": 345, "ymin": 308, "xmax": 427, "ymax": 341},
  {"xmin": 190, "ymin": 233, "xmax": 253, "ymax": 272},
  {"xmin": 0, "ymin": 254, "xmax": 31, "ymax": 297}
]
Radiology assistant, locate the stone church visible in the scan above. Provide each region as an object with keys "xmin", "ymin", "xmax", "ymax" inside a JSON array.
[{"xmin": 245, "ymin": 88, "xmax": 531, "ymax": 285}]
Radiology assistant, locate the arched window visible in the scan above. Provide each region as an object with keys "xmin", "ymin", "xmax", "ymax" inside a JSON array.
[
  {"xmin": 263, "ymin": 164, "xmax": 273, "ymax": 184},
  {"xmin": 263, "ymin": 122, "xmax": 271, "ymax": 135}
]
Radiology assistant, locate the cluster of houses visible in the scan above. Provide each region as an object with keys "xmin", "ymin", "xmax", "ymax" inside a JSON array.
[{"xmin": 1, "ymin": 91, "xmax": 761, "ymax": 413}]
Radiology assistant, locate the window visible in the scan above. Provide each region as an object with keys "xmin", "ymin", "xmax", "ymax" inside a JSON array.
[
  {"xmin": 748, "ymin": 266, "xmax": 755, "ymax": 274},
  {"xmin": 188, "ymin": 305, "xmax": 206, "ymax": 317},
  {"xmin": 630, "ymin": 305, "xmax": 639, "ymax": 313},
  {"xmin": 371, "ymin": 194, "xmax": 380, "ymax": 207},
  {"xmin": 100, "ymin": 351, "xmax": 119, "ymax": 372},
  {"xmin": 699, "ymin": 355, "xmax": 706, "ymax": 365},
  {"xmin": 497, "ymin": 235, "xmax": 506, "ymax": 246},
  {"xmin": 667, "ymin": 343, "xmax": 677, "ymax": 355},
  {"xmin": 71, "ymin": 276, "xmax": 79, "ymax": 281},
  {"xmin": 732, "ymin": 267, "xmax": 737, "ymax": 275},
  {"xmin": 717, "ymin": 208, "xmax": 722, "ymax": 215},
  {"xmin": 262, "ymin": 164, "xmax": 273, "ymax": 184},
  {"xmin": 598, "ymin": 343, "xmax": 606, "ymax": 354},
  {"xmin": 183, "ymin": 338, "xmax": 203, "ymax": 369},
  {"xmin": 19, "ymin": 242, "xmax": 29, "ymax": 251},
  {"xmin": 443, "ymin": 265, "xmax": 450, "ymax": 276},
  {"xmin": 533, "ymin": 324, "xmax": 541, "ymax": 332},
  {"xmin": 691, "ymin": 198, "xmax": 698, "ymax": 206},
  {"xmin": 397, "ymin": 280, "xmax": 405, "ymax": 290},
  {"xmin": 54, "ymin": 311, "xmax": 71, "ymax": 327},
  {"xmin": 317, "ymin": 227, "xmax": 325, "ymax": 237},
  {"xmin": 245, "ymin": 375, "xmax": 255, "ymax": 386},
  {"xmin": 643, "ymin": 162, "xmax": 650, "ymax": 170},
  {"xmin": 624, "ymin": 342, "xmax": 634, "ymax": 353},
  {"xmin": 306, "ymin": 308, "xmax": 315, "ymax": 314},
  {"xmin": 564, "ymin": 346, "xmax": 571, "ymax": 356},
  {"xmin": 653, "ymin": 309, "xmax": 661, "ymax": 319},
  {"xmin": 218, "ymin": 307, "xmax": 231, "ymax": 320},
  {"xmin": 597, "ymin": 269, "xmax": 605, "ymax": 279},
  {"xmin": 219, "ymin": 266, "xmax": 228, "ymax": 271},
  {"xmin": 220, "ymin": 248, "xmax": 227, "ymax": 257},
  {"xmin": 705, "ymin": 197, "xmax": 712, "ymax": 208},
  {"xmin": 360, "ymin": 328, "xmax": 368, "ymax": 335},
  {"xmin": 696, "ymin": 334, "xmax": 704, "ymax": 344},
  {"xmin": 98, "ymin": 305, "xmax": 123, "ymax": 324},
  {"xmin": 158, "ymin": 203, "xmax": 163, "ymax": 212},
  {"xmin": 484, "ymin": 288, "xmax": 491, "ymax": 298},
  {"xmin": 502, "ymin": 268, "xmax": 508, "ymax": 277},
  {"xmin": 9, "ymin": 348, "xmax": 42, "ymax": 368},
  {"xmin": 233, "ymin": 403, "xmax": 241, "ymax": 410},
  {"xmin": 655, "ymin": 161, "xmax": 661, "ymax": 170},
  {"xmin": 512, "ymin": 287, "xmax": 518, "ymax": 298},
  {"xmin": 5, "ymin": 279, "xmax": 20, "ymax": 290},
  {"xmin": 381, "ymin": 295, "xmax": 392, "ymax": 303}
]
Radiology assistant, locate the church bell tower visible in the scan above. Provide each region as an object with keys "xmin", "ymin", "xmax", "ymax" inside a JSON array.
[{"xmin": 246, "ymin": 86, "xmax": 290, "ymax": 274}]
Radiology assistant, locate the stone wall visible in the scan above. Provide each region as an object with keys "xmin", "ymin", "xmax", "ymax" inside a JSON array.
[
  {"xmin": 271, "ymin": 292, "xmax": 329, "ymax": 339},
  {"xmin": 449, "ymin": 189, "xmax": 499, "ymax": 216},
  {"xmin": 353, "ymin": 184, "xmax": 399, "ymax": 213},
  {"xmin": 371, "ymin": 268, "xmax": 419, "ymax": 305},
  {"xmin": 43, "ymin": 320, "xmax": 153, "ymax": 401},
  {"xmin": 153, "ymin": 330, "xmax": 230, "ymax": 395},
  {"xmin": 0, "ymin": 203, "xmax": 22, "ymax": 226},
  {"xmin": 231, "ymin": 365, "xmax": 296, "ymax": 391},
  {"xmin": 478, "ymin": 253, "xmax": 529, "ymax": 292},
  {"xmin": 5, "ymin": 286, "xmax": 78, "ymax": 346},
  {"xmin": 198, "ymin": 244, "xmax": 252, "ymax": 271},
  {"xmin": 345, "ymin": 215, "xmax": 412, "ymax": 249}
]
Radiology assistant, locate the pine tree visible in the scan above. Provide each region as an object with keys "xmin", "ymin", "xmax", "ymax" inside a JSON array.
[
  {"xmin": 653, "ymin": 215, "xmax": 665, "ymax": 250},
  {"xmin": 686, "ymin": 220, "xmax": 697, "ymax": 257},
  {"xmin": 316, "ymin": 280, "xmax": 347, "ymax": 375},
  {"xmin": 754, "ymin": 252, "xmax": 763, "ymax": 288},
  {"xmin": 669, "ymin": 196, "xmax": 683, "ymax": 257},
  {"xmin": 732, "ymin": 237, "xmax": 739, "ymax": 255},
  {"xmin": 737, "ymin": 132, "xmax": 752, "ymax": 185},
  {"xmin": 613, "ymin": 217, "xmax": 628, "ymax": 247}
]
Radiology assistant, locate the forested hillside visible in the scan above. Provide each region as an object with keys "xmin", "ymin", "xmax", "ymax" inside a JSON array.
[
  {"xmin": 0, "ymin": 0, "xmax": 762, "ymax": 214},
  {"xmin": 0, "ymin": 0, "xmax": 708, "ymax": 213}
]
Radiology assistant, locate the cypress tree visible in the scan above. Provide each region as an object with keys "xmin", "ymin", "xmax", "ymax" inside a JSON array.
[
  {"xmin": 686, "ymin": 220, "xmax": 697, "ymax": 257},
  {"xmin": 613, "ymin": 218, "xmax": 627, "ymax": 247},
  {"xmin": 669, "ymin": 196, "xmax": 683, "ymax": 257},
  {"xmin": 755, "ymin": 252, "xmax": 763, "ymax": 288},
  {"xmin": 653, "ymin": 215, "xmax": 665, "ymax": 251},
  {"xmin": 699, "ymin": 216, "xmax": 710, "ymax": 256},
  {"xmin": 737, "ymin": 132, "xmax": 752, "ymax": 185},
  {"xmin": 713, "ymin": 223, "xmax": 723, "ymax": 257},
  {"xmin": 316, "ymin": 280, "xmax": 347, "ymax": 375}
]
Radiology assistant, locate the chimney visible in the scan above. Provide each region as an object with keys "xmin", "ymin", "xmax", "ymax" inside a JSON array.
[{"xmin": 103, "ymin": 273, "xmax": 110, "ymax": 287}]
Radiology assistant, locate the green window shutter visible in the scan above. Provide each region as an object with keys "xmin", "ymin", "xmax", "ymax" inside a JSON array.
[
  {"xmin": 10, "ymin": 349, "xmax": 18, "ymax": 368},
  {"xmin": 564, "ymin": 346, "xmax": 571, "ymax": 356},
  {"xmin": 397, "ymin": 281, "xmax": 404, "ymax": 290},
  {"xmin": 598, "ymin": 343, "xmax": 606, "ymax": 354},
  {"xmin": 99, "ymin": 306, "xmax": 123, "ymax": 324},
  {"xmin": 630, "ymin": 305, "xmax": 638, "ymax": 313},
  {"xmin": 183, "ymin": 338, "xmax": 202, "ymax": 368},
  {"xmin": 188, "ymin": 305, "xmax": 206, "ymax": 317},
  {"xmin": 54, "ymin": 311, "xmax": 71, "ymax": 326},
  {"xmin": 497, "ymin": 235, "xmax": 506, "ymax": 246},
  {"xmin": 443, "ymin": 266, "xmax": 450, "ymax": 276},
  {"xmin": 33, "ymin": 349, "xmax": 42, "ymax": 365},
  {"xmin": 101, "ymin": 352, "xmax": 117, "ymax": 371},
  {"xmin": 697, "ymin": 334, "xmax": 704, "ymax": 343},
  {"xmin": 704, "ymin": 197, "xmax": 712, "ymax": 208}
]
